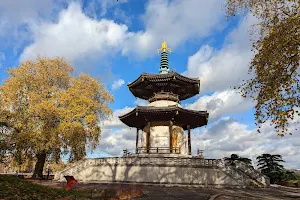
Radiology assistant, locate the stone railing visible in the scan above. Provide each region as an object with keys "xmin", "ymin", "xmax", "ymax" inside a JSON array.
[
  {"xmin": 54, "ymin": 157, "xmax": 222, "ymax": 180},
  {"xmin": 233, "ymin": 160, "xmax": 270, "ymax": 187},
  {"xmin": 71, "ymin": 157, "xmax": 221, "ymax": 167},
  {"xmin": 217, "ymin": 160, "xmax": 249, "ymax": 186},
  {"xmin": 56, "ymin": 159, "xmax": 86, "ymax": 177},
  {"xmin": 137, "ymin": 147, "xmax": 180, "ymax": 154}
]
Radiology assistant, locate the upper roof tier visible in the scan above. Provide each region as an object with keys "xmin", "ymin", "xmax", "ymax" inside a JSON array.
[{"xmin": 127, "ymin": 71, "xmax": 200, "ymax": 101}]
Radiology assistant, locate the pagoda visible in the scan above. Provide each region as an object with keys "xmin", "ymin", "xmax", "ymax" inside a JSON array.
[
  {"xmin": 55, "ymin": 41, "xmax": 270, "ymax": 188},
  {"xmin": 119, "ymin": 41, "xmax": 209, "ymax": 156}
]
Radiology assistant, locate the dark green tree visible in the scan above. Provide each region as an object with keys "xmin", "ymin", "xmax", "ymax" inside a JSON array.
[
  {"xmin": 257, "ymin": 154, "xmax": 285, "ymax": 183},
  {"xmin": 224, "ymin": 154, "xmax": 253, "ymax": 166}
]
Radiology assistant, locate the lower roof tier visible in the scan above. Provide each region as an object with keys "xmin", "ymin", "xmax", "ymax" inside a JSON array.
[{"xmin": 119, "ymin": 105, "xmax": 209, "ymax": 130}]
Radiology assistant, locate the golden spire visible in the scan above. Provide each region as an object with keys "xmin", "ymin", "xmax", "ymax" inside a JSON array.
[{"xmin": 157, "ymin": 40, "xmax": 172, "ymax": 54}]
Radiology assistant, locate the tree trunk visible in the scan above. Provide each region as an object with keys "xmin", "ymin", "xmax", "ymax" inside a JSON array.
[{"xmin": 32, "ymin": 150, "xmax": 46, "ymax": 179}]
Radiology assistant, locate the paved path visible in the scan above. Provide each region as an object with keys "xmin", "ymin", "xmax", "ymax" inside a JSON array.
[
  {"xmin": 26, "ymin": 180, "xmax": 300, "ymax": 200},
  {"xmin": 135, "ymin": 186, "xmax": 300, "ymax": 200},
  {"xmin": 211, "ymin": 187, "xmax": 300, "ymax": 200}
]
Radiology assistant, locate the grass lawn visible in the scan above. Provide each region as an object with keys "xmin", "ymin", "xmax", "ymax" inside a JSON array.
[{"xmin": 0, "ymin": 175, "xmax": 143, "ymax": 200}]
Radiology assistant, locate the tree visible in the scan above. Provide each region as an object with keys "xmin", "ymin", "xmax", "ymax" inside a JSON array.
[
  {"xmin": 0, "ymin": 123, "xmax": 8, "ymax": 155},
  {"xmin": 0, "ymin": 57, "xmax": 113, "ymax": 178},
  {"xmin": 0, "ymin": 121, "xmax": 12, "ymax": 162},
  {"xmin": 224, "ymin": 154, "xmax": 253, "ymax": 166},
  {"xmin": 280, "ymin": 169, "xmax": 298, "ymax": 181},
  {"xmin": 226, "ymin": 0, "xmax": 300, "ymax": 136},
  {"xmin": 256, "ymin": 154, "xmax": 285, "ymax": 183}
]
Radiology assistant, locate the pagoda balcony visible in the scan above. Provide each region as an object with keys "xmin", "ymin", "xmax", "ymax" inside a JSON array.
[
  {"xmin": 149, "ymin": 91, "xmax": 179, "ymax": 103},
  {"xmin": 137, "ymin": 147, "xmax": 180, "ymax": 154}
]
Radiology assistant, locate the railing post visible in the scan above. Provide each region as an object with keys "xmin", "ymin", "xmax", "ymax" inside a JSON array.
[{"xmin": 157, "ymin": 147, "xmax": 158, "ymax": 153}]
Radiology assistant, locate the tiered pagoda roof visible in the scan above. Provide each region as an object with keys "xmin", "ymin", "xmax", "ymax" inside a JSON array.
[
  {"xmin": 119, "ymin": 105, "xmax": 208, "ymax": 130},
  {"xmin": 127, "ymin": 72, "xmax": 200, "ymax": 101}
]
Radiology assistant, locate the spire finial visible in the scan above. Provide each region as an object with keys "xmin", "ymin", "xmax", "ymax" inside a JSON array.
[
  {"xmin": 158, "ymin": 39, "xmax": 172, "ymax": 54},
  {"xmin": 158, "ymin": 40, "xmax": 171, "ymax": 74}
]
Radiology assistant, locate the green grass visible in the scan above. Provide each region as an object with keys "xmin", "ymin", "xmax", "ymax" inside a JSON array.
[{"xmin": 0, "ymin": 175, "xmax": 119, "ymax": 200}]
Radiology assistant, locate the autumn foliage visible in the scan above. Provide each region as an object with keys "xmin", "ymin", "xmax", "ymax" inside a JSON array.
[
  {"xmin": 0, "ymin": 57, "xmax": 113, "ymax": 178},
  {"xmin": 226, "ymin": 0, "xmax": 300, "ymax": 136}
]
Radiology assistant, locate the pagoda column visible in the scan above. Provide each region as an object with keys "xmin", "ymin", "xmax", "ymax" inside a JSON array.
[
  {"xmin": 147, "ymin": 122, "xmax": 151, "ymax": 153},
  {"xmin": 169, "ymin": 121, "xmax": 173, "ymax": 153},
  {"xmin": 188, "ymin": 125, "xmax": 191, "ymax": 155},
  {"xmin": 136, "ymin": 128, "xmax": 139, "ymax": 154}
]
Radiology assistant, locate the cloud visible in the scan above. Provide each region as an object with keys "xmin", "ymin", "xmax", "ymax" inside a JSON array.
[
  {"xmin": 20, "ymin": 2, "xmax": 131, "ymax": 62},
  {"xmin": 18, "ymin": 0, "xmax": 227, "ymax": 62},
  {"xmin": 111, "ymin": 79, "xmax": 125, "ymax": 90},
  {"xmin": 0, "ymin": 0, "xmax": 69, "ymax": 48},
  {"xmin": 192, "ymin": 113, "xmax": 300, "ymax": 169},
  {"xmin": 183, "ymin": 14, "xmax": 259, "ymax": 93},
  {"xmin": 134, "ymin": 98, "xmax": 148, "ymax": 106},
  {"xmin": 83, "ymin": 0, "xmax": 128, "ymax": 19},
  {"xmin": 186, "ymin": 89, "xmax": 254, "ymax": 120},
  {"xmin": 113, "ymin": 7, "xmax": 132, "ymax": 25},
  {"xmin": 94, "ymin": 127, "xmax": 136, "ymax": 156},
  {"xmin": 101, "ymin": 106, "xmax": 134, "ymax": 129},
  {"xmin": 0, "ymin": 0, "xmax": 55, "ymax": 25},
  {"xmin": 0, "ymin": 52, "xmax": 5, "ymax": 68},
  {"xmin": 122, "ymin": 0, "xmax": 226, "ymax": 57}
]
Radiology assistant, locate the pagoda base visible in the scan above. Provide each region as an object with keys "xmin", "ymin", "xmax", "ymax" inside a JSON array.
[{"xmin": 54, "ymin": 157, "xmax": 269, "ymax": 188}]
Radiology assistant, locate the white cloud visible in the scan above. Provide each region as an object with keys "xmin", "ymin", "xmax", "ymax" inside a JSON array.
[
  {"xmin": 111, "ymin": 79, "xmax": 125, "ymax": 90},
  {"xmin": 192, "ymin": 113, "xmax": 300, "ymax": 169},
  {"xmin": 101, "ymin": 106, "xmax": 134, "ymax": 129},
  {"xmin": 122, "ymin": 0, "xmax": 226, "ymax": 57},
  {"xmin": 95, "ymin": 127, "xmax": 136, "ymax": 156},
  {"xmin": 183, "ymin": 14, "xmax": 259, "ymax": 93},
  {"xmin": 113, "ymin": 7, "xmax": 132, "ymax": 25},
  {"xmin": 0, "ymin": 0, "xmax": 55, "ymax": 25},
  {"xmin": 83, "ymin": 0, "xmax": 128, "ymax": 19},
  {"xmin": 134, "ymin": 98, "xmax": 148, "ymax": 106},
  {"xmin": 20, "ymin": 2, "xmax": 131, "ymax": 62},
  {"xmin": 18, "ymin": 0, "xmax": 228, "ymax": 62},
  {"xmin": 186, "ymin": 89, "xmax": 254, "ymax": 120}
]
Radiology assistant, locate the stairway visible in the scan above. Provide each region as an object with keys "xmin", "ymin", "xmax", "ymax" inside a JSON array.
[{"xmin": 217, "ymin": 160, "xmax": 269, "ymax": 188}]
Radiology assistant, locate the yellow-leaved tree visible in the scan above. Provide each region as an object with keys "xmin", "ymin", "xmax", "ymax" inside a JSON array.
[
  {"xmin": 0, "ymin": 57, "xmax": 113, "ymax": 178},
  {"xmin": 226, "ymin": 0, "xmax": 300, "ymax": 136}
]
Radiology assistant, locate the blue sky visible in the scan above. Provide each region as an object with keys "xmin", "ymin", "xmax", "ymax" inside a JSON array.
[{"xmin": 0, "ymin": 0, "xmax": 299, "ymax": 169}]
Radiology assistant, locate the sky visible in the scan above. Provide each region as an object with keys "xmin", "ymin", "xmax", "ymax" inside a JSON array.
[{"xmin": 0, "ymin": 0, "xmax": 299, "ymax": 169}]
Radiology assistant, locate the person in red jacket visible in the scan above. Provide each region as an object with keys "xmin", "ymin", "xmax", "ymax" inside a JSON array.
[{"xmin": 64, "ymin": 176, "xmax": 77, "ymax": 191}]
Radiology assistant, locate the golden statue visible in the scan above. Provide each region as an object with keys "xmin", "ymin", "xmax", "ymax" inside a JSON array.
[{"xmin": 172, "ymin": 129, "xmax": 178, "ymax": 148}]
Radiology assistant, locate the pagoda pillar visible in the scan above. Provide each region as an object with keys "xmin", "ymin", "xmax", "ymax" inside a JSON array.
[
  {"xmin": 136, "ymin": 128, "xmax": 139, "ymax": 154},
  {"xmin": 147, "ymin": 122, "xmax": 151, "ymax": 153},
  {"xmin": 188, "ymin": 125, "xmax": 191, "ymax": 155},
  {"xmin": 169, "ymin": 121, "xmax": 173, "ymax": 153}
]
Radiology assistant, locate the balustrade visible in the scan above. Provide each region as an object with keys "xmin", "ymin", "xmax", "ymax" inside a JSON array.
[{"xmin": 137, "ymin": 147, "xmax": 180, "ymax": 154}]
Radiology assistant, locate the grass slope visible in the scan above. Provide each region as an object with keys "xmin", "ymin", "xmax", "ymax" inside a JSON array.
[
  {"xmin": 0, "ymin": 175, "xmax": 143, "ymax": 200},
  {"xmin": 0, "ymin": 175, "xmax": 117, "ymax": 200}
]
